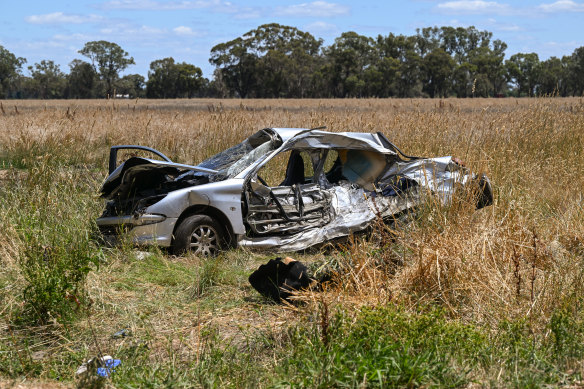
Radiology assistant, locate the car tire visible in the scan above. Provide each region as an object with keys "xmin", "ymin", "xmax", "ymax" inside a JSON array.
[{"xmin": 173, "ymin": 214, "xmax": 224, "ymax": 256}]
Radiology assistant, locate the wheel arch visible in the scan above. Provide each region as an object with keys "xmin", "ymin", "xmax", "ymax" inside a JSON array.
[{"xmin": 172, "ymin": 205, "xmax": 236, "ymax": 248}]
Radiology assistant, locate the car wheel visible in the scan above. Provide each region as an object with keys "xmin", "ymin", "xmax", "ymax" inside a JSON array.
[{"xmin": 173, "ymin": 215, "xmax": 224, "ymax": 256}]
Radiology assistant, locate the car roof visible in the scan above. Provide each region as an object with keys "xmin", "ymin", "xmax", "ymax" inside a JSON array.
[
  {"xmin": 269, "ymin": 128, "xmax": 310, "ymax": 142},
  {"xmin": 270, "ymin": 127, "xmax": 388, "ymax": 150}
]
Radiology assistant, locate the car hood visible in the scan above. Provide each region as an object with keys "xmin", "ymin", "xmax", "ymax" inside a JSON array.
[{"xmin": 100, "ymin": 157, "xmax": 218, "ymax": 199}]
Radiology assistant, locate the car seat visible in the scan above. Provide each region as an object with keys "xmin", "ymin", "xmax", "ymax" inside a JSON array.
[{"xmin": 281, "ymin": 151, "xmax": 305, "ymax": 186}]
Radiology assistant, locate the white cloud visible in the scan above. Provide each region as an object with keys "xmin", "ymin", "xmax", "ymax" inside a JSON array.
[
  {"xmin": 498, "ymin": 24, "xmax": 521, "ymax": 31},
  {"xmin": 537, "ymin": 0, "xmax": 584, "ymax": 12},
  {"xmin": 100, "ymin": 0, "xmax": 262, "ymax": 18},
  {"xmin": 484, "ymin": 18, "xmax": 521, "ymax": 31},
  {"xmin": 101, "ymin": 0, "xmax": 232, "ymax": 10},
  {"xmin": 52, "ymin": 33, "xmax": 94, "ymax": 41},
  {"xmin": 26, "ymin": 12, "xmax": 103, "ymax": 24},
  {"xmin": 22, "ymin": 41, "xmax": 68, "ymax": 49},
  {"xmin": 276, "ymin": 1, "xmax": 349, "ymax": 17},
  {"xmin": 303, "ymin": 21, "xmax": 338, "ymax": 35},
  {"xmin": 436, "ymin": 1, "xmax": 511, "ymax": 14},
  {"xmin": 173, "ymin": 26, "xmax": 197, "ymax": 36},
  {"xmin": 100, "ymin": 24, "xmax": 167, "ymax": 36},
  {"xmin": 233, "ymin": 10, "xmax": 263, "ymax": 19}
]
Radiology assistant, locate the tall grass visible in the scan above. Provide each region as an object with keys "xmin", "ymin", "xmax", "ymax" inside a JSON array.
[
  {"xmin": 0, "ymin": 97, "xmax": 583, "ymax": 386},
  {"xmin": 0, "ymin": 155, "xmax": 103, "ymax": 324}
]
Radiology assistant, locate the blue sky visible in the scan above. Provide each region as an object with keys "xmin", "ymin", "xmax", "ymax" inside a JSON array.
[{"xmin": 2, "ymin": 0, "xmax": 583, "ymax": 78}]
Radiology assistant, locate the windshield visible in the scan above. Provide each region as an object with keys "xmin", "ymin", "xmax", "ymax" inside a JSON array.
[
  {"xmin": 198, "ymin": 129, "xmax": 280, "ymax": 180},
  {"xmin": 198, "ymin": 140, "xmax": 256, "ymax": 171}
]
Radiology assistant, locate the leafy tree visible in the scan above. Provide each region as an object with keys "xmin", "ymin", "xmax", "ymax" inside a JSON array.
[
  {"xmin": 78, "ymin": 41, "xmax": 135, "ymax": 97},
  {"xmin": 415, "ymin": 27, "xmax": 441, "ymax": 57},
  {"xmin": 535, "ymin": 57, "xmax": 562, "ymax": 95},
  {"xmin": 568, "ymin": 46, "xmax": 584, "ymax": 96},
  {"xmin": 146, "ymin": 57, "xmax": 204, "ymax": 98},
  {"xmin": 28, "ymin": 60, "xmax": 67, "ymax": 99},
  {"xmin": 373, "ymin": 34, "xmax": 419, "ymax": 97},
  {"xmin": 388, "ymin": 35, "xmax": 422, "ymax": 97},
  {"xmin": 421, "ymin": 48, "xmax": 455, "ymax": 97},
  {"xmin": 505, "ymin": 53, "xmax": 540, "ymax": 96},
  {"xmin": 4, "ymin": 24, "xmax": 584, "ymax": 99},
  {"xmin": 416, "ymin": 26, "xmax": 497, "ymax": 96},
  {"xmin": 175, "ymin": 63, "xmax": 204, "ymax": 97},
  {"xmin": 117, "ymin": 74, "xmax": 145, "ymax": 98},
  {"xmin": 250, "ymin": 24, "xmax": 322, "ymax": 97},
  {"xmin": 207, "ymin": 69, "xmax": 229, "ymax": 98},
  {"xmin": 325, "ymin": 31, "xmax": 377, "ymax": 97},
  {"xmin": 210, "ymin": 23, "xmax": 322, "ymax": 97},
  {"xmin": 0, "ymin": 45, "xmax": 26, "ymax": 98},
  {"xmin": 439, "ymin": 27, "xmax": 473, "ymax": 63},
  {"xmin": 452, "ymin": 62, "xmax": 476, "ymax": 97},
  {"xmin": 67, "ymin": 59, "xmax": 97, "ymax": 99},
  {"xmin": 210, "ymin": 37, "xmax": 258, "ymax": 98},
  {"xmin": 147, "ymin": 57, "xmax": 177, "ymax": 98},
  {"xmin": 473, "ymin": 73, "xmax": 491, "ymax": 97},
  {"xmin": 468, "ymin": 39, "xmax": 508, "ymax": 96}
]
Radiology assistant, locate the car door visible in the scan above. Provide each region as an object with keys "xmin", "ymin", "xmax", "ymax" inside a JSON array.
[{"xmin": 242, "ymin": 149, "xmax": 334, "ymax": 236}]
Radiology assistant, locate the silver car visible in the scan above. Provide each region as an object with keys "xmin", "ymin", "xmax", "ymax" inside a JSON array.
[{"xmin": 97, "ymin": 128, "xmax": 492, "ymax": 255}]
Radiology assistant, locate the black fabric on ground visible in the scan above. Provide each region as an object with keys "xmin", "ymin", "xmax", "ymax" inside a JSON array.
[{"xmin": 248, "ymin": 257, "xmax": 314, "ymax": 303}]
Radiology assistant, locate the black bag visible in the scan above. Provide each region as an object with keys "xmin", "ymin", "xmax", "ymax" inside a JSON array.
[{"xmin": 248, "ymin": 257, "xmax": 314, "ymax": 303}]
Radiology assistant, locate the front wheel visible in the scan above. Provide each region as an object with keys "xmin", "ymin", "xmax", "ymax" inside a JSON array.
[{"xmin": 172, "ymin": 215, "xmax": 224, "ymax": 256}]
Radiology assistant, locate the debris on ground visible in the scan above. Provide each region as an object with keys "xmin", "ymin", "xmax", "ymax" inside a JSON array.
[
  {"xmin": 111, "ymin": 328, "xmax": 131, "ymax": 339},
  {"xmin": 75, "ymin": 355, "xmax": 121, "ymax": 386},
  {"xmin": 248, "ymin": 257, "xmax": 316, "ymax": 303}
]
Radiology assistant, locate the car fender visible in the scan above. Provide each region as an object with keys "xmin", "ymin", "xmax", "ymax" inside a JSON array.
[{"xmin": 145, "ymin": 178, "xmax": 246, "ymax": 235}]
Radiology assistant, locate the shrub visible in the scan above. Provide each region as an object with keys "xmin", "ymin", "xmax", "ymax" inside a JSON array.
[{"xmin": 0, "ymin": 156, "xmax": 102, "ymax": 325}]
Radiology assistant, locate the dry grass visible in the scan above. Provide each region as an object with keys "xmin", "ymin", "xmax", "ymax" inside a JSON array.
[{"xmin": 1, "ymin": 97, "xmax": 583, "ymax": 386}]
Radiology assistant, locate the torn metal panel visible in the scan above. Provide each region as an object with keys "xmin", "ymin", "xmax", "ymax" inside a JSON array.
[
  {"xmin": 239, "ymin": 182, "xmax": 421, "ymax": 252},
  {"xmin": 379, "ymin": 156, "xmax": 470, "ymax": 203}
]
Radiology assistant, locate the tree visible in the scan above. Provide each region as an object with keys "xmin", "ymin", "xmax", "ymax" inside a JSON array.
[
  {"xmin": 0, "ymin": 45, "xmax": 26, "ymax": 98},
  {"xmin": 67, "ymin": 59, "xmax": 97, "ymax": 99},
  {"xmin": 325, "ymin": 31, "xmax": 377, "ymax": 97},
  {"xmin": 79, "ymin": 41, "xmax": 135, "ymax": 97},
  {"xmin": 28, "ymin": 60, "xmax": 67, "ymax": 99},
  {"xmin": 117, "ymin": 74, "xmax": 145, "ymax": 98},
  {"xmin": 175, "ymin": 63, "xmax": 204, "ymax": 97},
  {"xmin": 147, "ymin": 57, "xmax": 177, "ymax": 98},
  {"xmin": 247, "ymin": 24, "xmax": 323, "ymax": 97},
  {"xmin": 146, "ymin": 58, "xmax": 204, "ymax": 98},
  {"xmin": 210, "ymin": 37, "xmax": 258, "ymax": 98},
  {"xmin": 384, "ymin": 34, "xmax": 422, "ymax": 97},
  {"xmin": 421, "ymin": 48, "xmax": 455, "ymax": 97},
  {"xmin": 207, "ymin": 68, "xmax": 229, "ymax": 98},
  {"xmin": 535, "ymin": 57, "xmax": 563, "ymax": 95},
  {"xmin": 468, "ymin": 39, "xmax": 507, "ymax": 96},
  {"xmin": 505, "ymin": 53, "xmax": 540, "ymax": 96},
  {"xmin": 568, "ymin": 46, "xmax": 584, "ymax": 96},
  {"xmin": 210, "ymin": 24, "xmax": 322, "ymax": 97},
  {"xmin": 373, "ymin": 34, "xmax": 418, "ymax": 97}
]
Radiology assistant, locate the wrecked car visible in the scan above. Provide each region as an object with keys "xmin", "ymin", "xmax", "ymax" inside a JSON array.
[{"xmin": 97, "ymin": 128, "xmax": 492, "ymax": 255}]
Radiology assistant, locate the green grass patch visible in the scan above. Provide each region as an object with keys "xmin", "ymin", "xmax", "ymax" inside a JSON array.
[{"xmin": 0, "ymin": 157, "xmax": 103, "ymax": 325}]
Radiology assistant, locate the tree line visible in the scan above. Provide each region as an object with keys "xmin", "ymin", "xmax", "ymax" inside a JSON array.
[{"xmin": 1, "ymin": 23, "xmax": 583, "ymax": 99}]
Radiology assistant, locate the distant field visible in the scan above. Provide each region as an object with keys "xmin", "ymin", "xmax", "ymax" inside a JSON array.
[{"xmin": 1, "ymin": 98, "xmax": 583, "ymax": 388}]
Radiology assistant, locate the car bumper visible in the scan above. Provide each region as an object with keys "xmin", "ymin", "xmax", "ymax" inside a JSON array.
[{"xmin": 96, "ymin": 214, "xmax": 177, "ymax": 247}]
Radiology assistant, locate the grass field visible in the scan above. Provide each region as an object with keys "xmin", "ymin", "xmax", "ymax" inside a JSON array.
[{"xmin": 1, "ymin": 97, "xmax": 583, "ymax": 388}]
